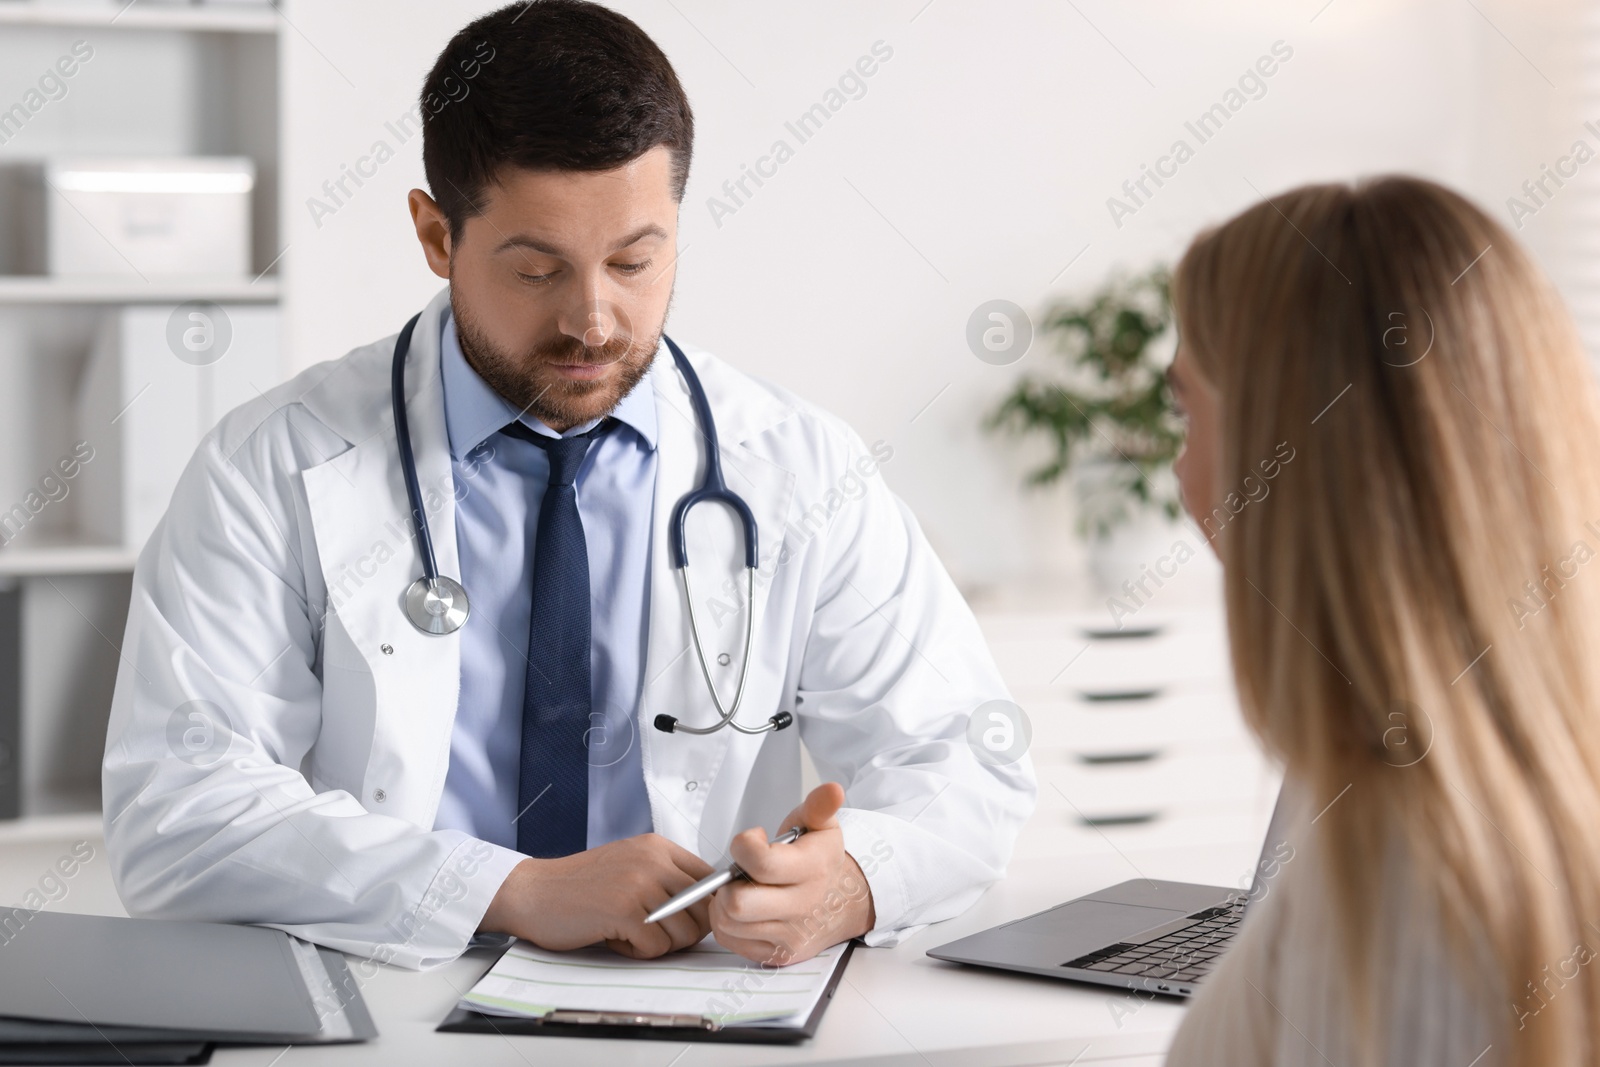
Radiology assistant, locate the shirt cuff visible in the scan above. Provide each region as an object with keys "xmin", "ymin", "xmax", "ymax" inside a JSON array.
[
  {"xmin": 366, "ymin": 837, "xmax": 526, "ymax": 971},
  {"xmin": 836, "ymin": 807, "xmax": 912, "ymax": 946}
]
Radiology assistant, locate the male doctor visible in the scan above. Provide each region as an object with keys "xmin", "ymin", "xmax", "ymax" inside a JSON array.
[{"xmin": 102, "ymin": 0, "xmax": 1035, "ymax": 970}]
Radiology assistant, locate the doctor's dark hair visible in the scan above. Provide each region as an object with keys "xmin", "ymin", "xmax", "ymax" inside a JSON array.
[{"xmin": 420, "ymin": 0, "xmax": 694, "ymax": 242}]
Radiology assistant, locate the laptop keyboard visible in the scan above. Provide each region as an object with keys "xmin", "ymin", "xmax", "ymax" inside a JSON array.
[{"xmin": 1062, "ymin": 902, "xmax": 1246, "ymax": 985}]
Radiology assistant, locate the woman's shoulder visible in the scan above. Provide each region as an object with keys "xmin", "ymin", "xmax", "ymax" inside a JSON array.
[
  {"xmin": 1161, "ymin": 827, "xmax": 1291, "ymax": 1067},
  {"xmin": 1165, "ymin": 793, "xmax": 1503, "ymax": 1066}
]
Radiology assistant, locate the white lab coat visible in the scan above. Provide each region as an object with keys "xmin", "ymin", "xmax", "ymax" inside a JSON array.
[{"xmin": 102, "ymin": 285, "xmax": 1036, "ymax": 970}]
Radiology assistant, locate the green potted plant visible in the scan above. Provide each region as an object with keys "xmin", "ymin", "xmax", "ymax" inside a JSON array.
[{"xmin": 985, "ymin": 266, "xmax": 1184, "ymax": 581}]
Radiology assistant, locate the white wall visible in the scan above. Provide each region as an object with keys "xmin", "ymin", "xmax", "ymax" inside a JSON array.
[{"xmin": 280, "ymin": 0, "xmax": 1587, "ymax": 594}]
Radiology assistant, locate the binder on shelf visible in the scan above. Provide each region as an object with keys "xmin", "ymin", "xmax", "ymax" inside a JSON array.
[
  {"xmin": 77, "ymin": 303, "xmax": 280, "ymax": 551},
  {"xmin": 0, "ymin": 584, "xmax": 17, "ymax": 821}
]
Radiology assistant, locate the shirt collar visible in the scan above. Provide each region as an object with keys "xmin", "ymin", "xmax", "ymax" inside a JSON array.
[{"xmin": 439, "ymin": 310, "xmax": 659, "ymax": 458}]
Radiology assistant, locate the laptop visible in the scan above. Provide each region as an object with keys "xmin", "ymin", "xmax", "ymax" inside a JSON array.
[{"xmin": 926, "ymin": 789, "xmax": 1292, "ymax": 999}]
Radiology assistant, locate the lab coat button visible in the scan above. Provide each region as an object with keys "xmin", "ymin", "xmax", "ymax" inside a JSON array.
[
  {"xmin": 380, "ymin": 644, "xmax": 394, "ymax": 656},
  {"xmin": 716, "ymin": 653, "xmax": 731, "ymax": 666},
  {"xmin": 373, "ymin": 788, "xmax": 387, "ymax": 802},
  {"xmin": 685, "ymin": 780, "xmax": 698, "ymax": 792}
]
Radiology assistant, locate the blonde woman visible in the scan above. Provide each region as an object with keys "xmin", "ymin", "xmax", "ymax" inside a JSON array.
[{"xmin": 1162, "ymin": 177, "xmax": 1600, "ymax": 1067}]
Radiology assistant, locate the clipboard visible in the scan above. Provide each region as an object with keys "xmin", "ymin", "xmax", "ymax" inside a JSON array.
[{"xmin": 436, "ymin": 939, "xmax": 855, "ymax": 1045}]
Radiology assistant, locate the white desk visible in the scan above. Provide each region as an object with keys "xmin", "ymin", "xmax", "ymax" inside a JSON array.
[
  {"xmin": 0, "ymin": 597, "xmax": 1277, "ymax": 1064},
  {"xmin": 0, "ymin": 816, "xmax": 1274, "ymax": 1066}
]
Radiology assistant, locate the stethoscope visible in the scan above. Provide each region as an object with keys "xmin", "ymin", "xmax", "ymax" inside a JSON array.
[{"xmin": 390, "ymin": 311, "xmax": 792, "ymax": 737}]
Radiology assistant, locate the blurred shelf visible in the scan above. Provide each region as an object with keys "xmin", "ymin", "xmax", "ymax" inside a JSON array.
[
  {"xmin": 0, "ymin": 543, "xmax": 137, "ymax": 576},
  {"xmin": 0, "ymin": 2, "xmax": 278, "ymax": 32},
  {"xmin": 0, "ymin": 275, "xmax": 280, "ymax": 305}
]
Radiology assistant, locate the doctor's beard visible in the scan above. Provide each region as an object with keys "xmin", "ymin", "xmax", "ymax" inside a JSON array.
[{"xmin": 451, "ymin": 300, "xmax": 659, "ymax": 432}]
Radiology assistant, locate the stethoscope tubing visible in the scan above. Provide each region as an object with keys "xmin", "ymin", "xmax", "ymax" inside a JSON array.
[
  {"xmin": 392, "ymin": 312, "xmax": 438, "ymax": 584},
  {"xmin": 390, "ymin": 313, "xmax": 786, "ymax": 735}
]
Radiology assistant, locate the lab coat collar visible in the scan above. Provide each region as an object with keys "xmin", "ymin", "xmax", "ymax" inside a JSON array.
[
  {"xmin": 297, "ymin": 285, "xmax": 455, "ymax": 448},
  {"xmin": 298, "ymin": 285, "xmax": 466, "ymax": 828}
]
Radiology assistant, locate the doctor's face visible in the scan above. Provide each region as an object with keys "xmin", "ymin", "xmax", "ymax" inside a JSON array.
[{"xmin": 408, "ymin": 146, "xmax": 680, "ymax": 432}]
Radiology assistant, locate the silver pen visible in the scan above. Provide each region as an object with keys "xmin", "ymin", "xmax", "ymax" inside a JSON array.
[{"xmin": 644, "ymin": 826, "xmax": 807, "ymax": 924}]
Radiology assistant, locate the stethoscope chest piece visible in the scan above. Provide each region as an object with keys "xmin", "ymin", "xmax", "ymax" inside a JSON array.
[{"xmin": 403, "ymin": 576, "xmax": 470, "ymax": 635}]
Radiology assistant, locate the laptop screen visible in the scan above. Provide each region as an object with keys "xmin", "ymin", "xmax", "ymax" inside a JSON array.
[{"xmin": 1243, "ymin": 786, "xmax": 1295, "ymax": 905}]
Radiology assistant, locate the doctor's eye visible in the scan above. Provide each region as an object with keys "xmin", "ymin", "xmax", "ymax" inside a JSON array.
[
  {"xmin": 613, "ymin": 259, "xmax": 653, "ymax": 276},
  {"xmin": 515, "ymin": 271, "xmax": 557, "ymax": 287}
]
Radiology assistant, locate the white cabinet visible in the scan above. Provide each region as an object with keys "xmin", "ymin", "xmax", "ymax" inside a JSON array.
[{"xmin": 976, "ymin": 599, "xmax": 1281, "ymax": 862}]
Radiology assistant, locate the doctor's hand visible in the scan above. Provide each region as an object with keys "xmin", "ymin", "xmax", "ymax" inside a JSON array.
[
  {"xmin": 710, "ymin": 782, "xmax": 876, "ymax": 966},
  {"xmin": 480, "ymin": 834, "xmax": 715, "ymax": 959}
]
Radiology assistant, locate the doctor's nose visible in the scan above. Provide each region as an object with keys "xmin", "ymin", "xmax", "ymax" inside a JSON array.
[
  {"xmin": 580, "ymin": 308, "xmax": 615, "ymax": 348},
  {"xmin": 558, "ymin": 291, "xmax": 628, "ymax": 350}
]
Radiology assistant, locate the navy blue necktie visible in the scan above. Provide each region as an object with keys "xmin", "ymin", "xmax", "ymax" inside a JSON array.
[{"xmin": 503, "ymin": 419, "xmax": 611, "ymax": 858}]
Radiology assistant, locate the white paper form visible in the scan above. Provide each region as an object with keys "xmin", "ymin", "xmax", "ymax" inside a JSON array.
[{"xmin": 458, "ymin": 938, "xmax": 849, "ymax": 1027}]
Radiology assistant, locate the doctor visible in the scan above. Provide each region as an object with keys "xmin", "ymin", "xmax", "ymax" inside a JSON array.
[{"xmin": 102, "ymin": 0, "xmax": 1034, "ymax": 970}]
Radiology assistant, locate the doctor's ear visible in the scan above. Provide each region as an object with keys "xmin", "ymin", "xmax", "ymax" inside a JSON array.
[{"xmin": 407, "ymin": 188, "xmax": 454, "ymax": 280}]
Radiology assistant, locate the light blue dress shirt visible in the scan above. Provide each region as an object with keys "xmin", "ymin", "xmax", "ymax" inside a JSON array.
[{"xmin": 431, "ymin": 311, "xmax": 657, "ymax": 852}]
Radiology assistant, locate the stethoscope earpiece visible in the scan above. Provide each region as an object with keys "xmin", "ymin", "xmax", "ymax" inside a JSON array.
[{"xmin": 653, "ymin": 710, "xmax": 793, "ymax": 735}]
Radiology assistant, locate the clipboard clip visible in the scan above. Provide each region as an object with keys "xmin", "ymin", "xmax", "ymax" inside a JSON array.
[{"xmin": 544, "ymin": 1009, "xmax": 721, "ymax": 1031}]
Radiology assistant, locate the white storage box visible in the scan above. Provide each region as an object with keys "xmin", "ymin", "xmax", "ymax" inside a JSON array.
[
  {"xmin": 42, "ymin": 158, "xmax": 255, "ymax": 278},
  {"xmin": 77, "ymin": 304, "xmax": 280, "ymax": 549}
]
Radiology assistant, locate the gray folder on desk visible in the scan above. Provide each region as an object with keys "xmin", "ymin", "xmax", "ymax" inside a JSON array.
[{"xmin": 0, "ymin": 908, "xmax": 375, "ymax": 1061}]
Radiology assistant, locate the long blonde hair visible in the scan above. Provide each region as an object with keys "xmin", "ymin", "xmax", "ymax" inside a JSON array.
[{"xmin": 1173, "ymin": 176, "xmax": 1600, "ymax": 1065}]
